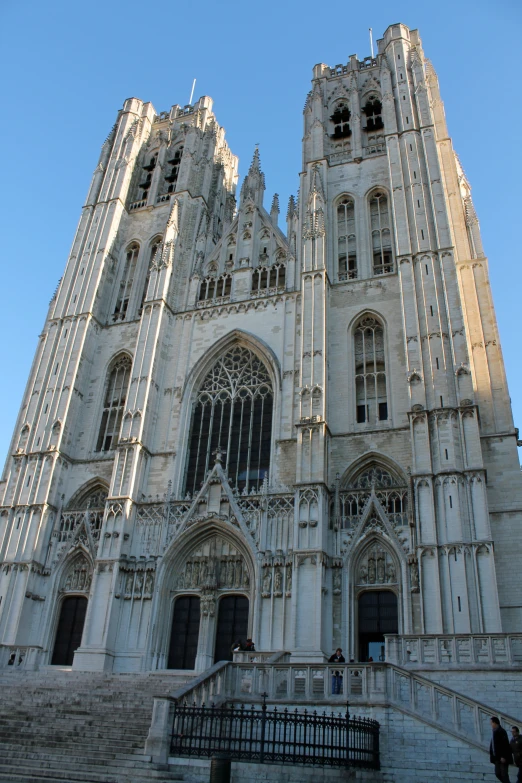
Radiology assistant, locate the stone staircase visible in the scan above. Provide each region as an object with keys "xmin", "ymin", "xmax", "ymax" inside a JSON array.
[{"xmin": 0, "ymin": 668, "xmax": 196, "ymax": 783}]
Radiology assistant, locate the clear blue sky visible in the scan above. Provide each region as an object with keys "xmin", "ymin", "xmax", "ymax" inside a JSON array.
[{"xmin": 0, "ymin": 0, "xmax": 520, "ymax": 465}]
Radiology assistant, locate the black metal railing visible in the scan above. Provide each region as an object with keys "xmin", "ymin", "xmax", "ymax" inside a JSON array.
[{"xmin": 170, "ymin": 696, "xmax": 380, "ymax": 770}]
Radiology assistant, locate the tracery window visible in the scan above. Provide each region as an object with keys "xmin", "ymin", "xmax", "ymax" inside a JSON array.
[
  {"xmin": 113, "ymin": 243, "xmax": 139, "ymax": 322},
  {"xmin": 369, "ymin": 192, "xmax": 393, "ymax": 276},
  {"xmin": 339, "ymin": 464, "xmax": 407, "ymax": 529},
  {"xmin": 95, "ymin": 355, "xmax": 132, "ymax": 452},
  {"xmin": 185, "ymin": 346, "xmax": 273, "ymax": 495},
  {"xmin": 139, "ymin": 237, "xmax": 162, "ymax": 315},
  {"xmin": 363, "ymin": 97, "xmax": 384, "ymax": 131},
  {"xmin": 198, "ymin": 274, "xmax": 232, "ymax": 304},
  {"xmin": 252, "ymin": 263, "xmax": 286, "ymax": 293},
  {"xmin": 330, "ymin": 102, "xmax": 351, "ymax": 139},
  {"xmin": 165, "ymin": 146, "xmax": 184, "ymax": 193},
  {"xmin": 337, "ymin": 198, "xmax": 357, "ymax": 280},
  {"xmin": 354, "ymin": 316, "xmax": 387, "ymax": 424}
]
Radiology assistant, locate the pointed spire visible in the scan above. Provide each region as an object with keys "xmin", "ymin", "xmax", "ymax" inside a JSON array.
[
  {"xmin": 287, "ymin": 195, "xmax": 296, "ymax": 220},
  {"xmin": 270, "ymin": 193, "xmax": 280, "ymax": 226},
  {"xmin": 240, "ymin": 146, "xmax": 266, "ymax": 208}
]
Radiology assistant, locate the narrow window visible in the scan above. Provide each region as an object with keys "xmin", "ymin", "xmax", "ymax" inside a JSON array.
[
  {"xmin": 458, "ymin": 596, "xmax": 461, "ymax": 612},
  {"xmin": 337, "ymin": 197, "xmax": 357, "ymax": 280},
  {"xmin": 436, "ymin": 357, "xmax": 439, "ymax": 369},
  {"xmin": 44, "ymin": 404, "xmax": 48, "ymax": 414},
  {"xmin": 54, "ymin": 364, "xmax": 59, "ymax": 375},
  {"xmin": 445, "ymin": 448, "xmax": 448, "ymax": 460},
  {"xmin": 81, "ymin": 267, "xmax": 84, "ymax": 275},
  {"xmin": 417, "ymin": 200, "xmax": 420, "ymax": 208},
  {"xmin": 440, "ymin": 395, "xmax": 444, "ymax": 407},
  {"xmin": 430, "ymin": 305, "xmax": 433, "ymax": 316},
  {"xmin": 165, "ymin": 146, "xmax": 184, "ymax": 193},
  {"xmin": 73, "ymin": 294, "xmax": 77, "ymax": 303},
  {"xmin": 36, "ymin": 437, "xmax": 40, "ymax": 446},
  {"xmin": 139, "ymin": 238, "xmax": 162, "ymax": 315},
  {"xmin": 26, "ymin": 475, "xmax": 31, "ymax": 487},
  {"xmin": 140, "ymin": 154, "xmax": 157, "ymax": 200},
  {"xmin": 16, "ymin": 517, "xmax": 21, "ymax": 529},
  {"xmin": 96, "ymin": 355, "xmax": 132, "ymax": 452},
  {"xmin": 425, "ymin": 264, "xmax": 429, "ymax": 275},
  {"xmin": 370, "ymin": 192, "xmax": 393, "ymax": 276},
  {"xmin": 421, "ymin": 229, "xmax": 424, "ymax": 239},
  {"xmin": 354, "ymin": 315, "xmax": 387, "ymax": 425},
  {"xmin": 113, "ymin": 243, "xmax": 139, "ymax": 322},
  {"xmin": 64, "ymin": 330, "xmax": 68, "ymax": 339}
]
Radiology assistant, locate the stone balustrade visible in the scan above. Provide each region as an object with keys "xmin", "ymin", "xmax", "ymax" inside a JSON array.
[
  {"xmin": 385, "ymin": 632, "xmax": 522, "ymax": 666},
  {"xmin": 0, "ymin": 644, "xmax": 43, "ymax": 671}
]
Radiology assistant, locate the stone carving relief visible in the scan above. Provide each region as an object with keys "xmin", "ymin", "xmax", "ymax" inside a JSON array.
[
  {"xmin": 61, "ymin": 552, "xmax": 92, "ymax": 594},
  {"xmin": 176, "ymin": 535, "xmax": 250, "ymax": 592},
  {"xmin": 357, "ymin": 545, "xmax": 397, "ymax": 586}
]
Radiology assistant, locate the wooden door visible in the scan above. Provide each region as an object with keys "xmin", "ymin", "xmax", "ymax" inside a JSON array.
[
  {"xmin": 358, "ymin": 590, "xmax": 398, "ymax": 662},
  {"xmin": 214, "ymin": 595, "xmax": 249, "ymax": 663},
  {"xmin": 167, "ymin": 596, "xmax": 201, "ymax": 670},
  {"xmin": 51, "ymin": 596, "xmax": 88, "ymax": 666}
]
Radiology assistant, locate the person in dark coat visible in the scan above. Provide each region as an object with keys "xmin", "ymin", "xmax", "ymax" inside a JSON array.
[
  {"xmin": 510, "ymin": 726, "xmax": 522, "ymax": 783},
  {"xmin": 328, "ymin": 648, "xmax": 345, "ymax": 694},
  {"xmin": 490, "ymin": 716, "xmax": 513, "ymax": 783}
]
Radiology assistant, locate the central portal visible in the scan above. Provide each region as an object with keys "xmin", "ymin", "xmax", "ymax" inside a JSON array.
[
  {"xmin": 214, "ymin": 595, "xmax": 249, "ymax": 662},
  {"xmin": 358, "ymin": 590, "xmax": 398, "ymax": 662}
]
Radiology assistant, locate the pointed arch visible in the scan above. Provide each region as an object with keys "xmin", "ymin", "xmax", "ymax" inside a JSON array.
[
  {"xmin": 95, "ymin": 353, "xmax": 132, "ymax": 452},
  {"xmin": 340, "ymin": 452, "xmax": 407, "ymax": 489},
  {"xmin": 65, "ymin": 479, "xmax": 109, "ymax": 510}
]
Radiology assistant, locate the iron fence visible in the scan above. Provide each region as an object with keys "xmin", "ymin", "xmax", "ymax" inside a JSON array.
[{"xmin": 170, "ymin": 696, "xmax": 379, "ymax": 769}]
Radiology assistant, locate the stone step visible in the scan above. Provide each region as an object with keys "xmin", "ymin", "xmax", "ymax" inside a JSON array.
[
  {"xmin": 0, "ymin": 763, "xmax": 183, "ymax": 783},
  {"xmin": 0, "ymin": 745, "xmax": 152, "ymax": 763}
]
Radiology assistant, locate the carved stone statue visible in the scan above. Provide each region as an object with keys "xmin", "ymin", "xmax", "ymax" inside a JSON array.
[
  {"xmin": 368, "ymin": 554, "xmax": 376, "ymax": 584},
  {"xmin": 144, "ymin": 571, "xmax": 154, "ymax": 597},
  {"xmin": 333, "ymin": 568, "xmax": 342, "ymax": 595},
  {"xmin": 359, "ymin": 563, "xmax": 368, "ymax": 584},
  {"xmin": 286, "ymin": 564, "xmax": 292, "ymax": 596},
  {"xmin": 274, "ymin": 568, "xmax": 282, "ymax": 595},
  {"xmin": 377, "ymin": 551, "xmax": 385, "ymax": 583},
  {"xmin": 410, "ymin": 560, "xmax": 420, "ymax": 592},
  {"xmin": 262, "ymin": 568, "xmax": 272, "ymax": 597},
  {"xmin": 124, "ymin": 572, "xmax": 134, "ymax": 598},
  {"xmin": 192, "ymin": 560, "xmax": 200, "ymax": 587},
  {"xmin": 386, "ymin": 561, "xmax": 396, "ymax": 583}
]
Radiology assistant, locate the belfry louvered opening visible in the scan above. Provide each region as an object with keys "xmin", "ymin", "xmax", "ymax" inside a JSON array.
[{"xmin": 185, "ymin": 346, "xmax": 273, "ymax": 495}]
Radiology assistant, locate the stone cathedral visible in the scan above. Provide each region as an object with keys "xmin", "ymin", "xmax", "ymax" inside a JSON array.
[{"xmin": 1, "ymin": 21, "xmax": 521, "ymax": 681}]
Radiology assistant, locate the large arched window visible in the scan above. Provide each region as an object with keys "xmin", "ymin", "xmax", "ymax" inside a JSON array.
[
  {"xmin": 113, "ymin": 243, "xmax": 139, "ymax": 322},
  {"xmin": 354, "ymin": 316, "xmax": 387, "ymax": 424},
  {"xmin": 369, "ymin": 192, "xmax": 393, "ymax": 276},
  {"xmin": 96, "ymin": 355, "xmax": 132, "ymax": 452},
  {"xmin": 185, "ymin": 346, "xmax": 273, "ymax": 495},
  {"xmin": 337, "ymin": 197, "xmax": 357, "ymax": 281}
]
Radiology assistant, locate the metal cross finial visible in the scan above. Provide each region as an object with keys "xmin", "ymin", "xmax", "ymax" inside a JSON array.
[{"xmin": 213, "ymin": 447, "xmax": 224, "ymax": 464}]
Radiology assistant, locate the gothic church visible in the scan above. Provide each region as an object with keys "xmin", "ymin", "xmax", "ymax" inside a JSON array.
[{"xmin": 1, "ymin": 22, "xmax": 521, "ymax": 679}]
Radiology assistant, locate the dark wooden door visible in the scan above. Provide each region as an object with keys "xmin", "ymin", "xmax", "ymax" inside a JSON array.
[
  {"xmin": 167, "ymin": 596, "xmax": 201, "ymax": 670},
  {"xmin": 358, "ymin": 590, "xmax": 398, "ymax": 662},
  {"xmin": 214, "ymin": 595, "xmax": 249, "ymax": 663},
  {"xmin": 51, "ymin": 596, "xmax": 88, "ymax": 666}
]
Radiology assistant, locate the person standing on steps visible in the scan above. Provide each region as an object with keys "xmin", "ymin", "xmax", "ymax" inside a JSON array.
[
  {"xmin": 510, "ymin": 726, "xmax": 522, "ymax": 783},
  {"xmin": 490, "ymin": 716, "xmax": 513, "ymax": 783}
]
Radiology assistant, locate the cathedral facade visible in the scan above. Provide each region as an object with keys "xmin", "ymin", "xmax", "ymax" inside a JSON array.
[{"xmin": 1, "ymin": 22, "xmax": 521, "ymax": 675}]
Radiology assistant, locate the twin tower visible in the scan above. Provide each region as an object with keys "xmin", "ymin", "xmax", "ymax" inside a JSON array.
[{"xmin": 0, "ymin": 23, "xmax": 520, "ymax": 673}]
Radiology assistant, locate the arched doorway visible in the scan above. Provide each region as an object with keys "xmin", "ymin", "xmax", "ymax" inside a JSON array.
[
  {"xmin": 51, "ymin": 596, "xmax": 88, "ymax": 666},
  {"xmin": 214, "ymin": 595, "xmax": 249, "ymax": 662},
  {"xmin": 167, "ymin": 596, "xmax": 201, "ymax": 670},
  {"xmin": 358, "ymin": 590, "xmax": 398, "ymax": 662}
]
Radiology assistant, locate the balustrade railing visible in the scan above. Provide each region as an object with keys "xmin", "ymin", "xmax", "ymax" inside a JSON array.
[
  {"xmin": 385, "ymin": 633, "xmax": 522, "ymax": 666},
  {"xmin": 0, "ymin": 645, "xmax": 43, "ymax": 671}
]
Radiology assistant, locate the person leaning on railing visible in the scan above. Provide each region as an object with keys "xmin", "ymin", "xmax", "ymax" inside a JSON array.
[{"xmin": 328, "ymin": 648, "xmax": 345, "ymax": 695}]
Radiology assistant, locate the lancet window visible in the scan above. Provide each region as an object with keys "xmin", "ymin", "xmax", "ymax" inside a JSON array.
[
  {"xmin": 140, "ymin": 154, "xmax": 157, "ymax": 201},
  {"xmin": 330, "ymin": 101, "xmax": 351, "ymax": 139},
  {"xmin": 337, "ymin": 197, "xmax": 357, "ymax": 280},
  {"xmin": 369, "ymin": 192, "xmax": 393, "ymax": 276},
  {"xmin": 139, "ymin": 237, "xmax": 162, "ymax": 315},
  {"xmin": 252, "ymin": 263, "xmax": 286, "ymax": 294},
  {"xmin": 354, "ymin": 316, "xmax": 387, "ymax": 424},
  {"xmin": 363, "ymin": 97, "xmax": 384, "ymax": 132},
  {"xmin": 96, "ymin": 355, "xmax": 132, "ymax": 452},
  {"xmin": 113, "ymin": 243, "xmax": 139, "ymax": 321},
  {"xmin": 165, "ymin": 146, "xmax": 184, "ymax": 193},
  {"xmin": 185, "ymin": 346, "xmax": 273, "ymax": 495},
  {"xmin": 198, "ymin": 274, "xmax": 232, "ymax": 304}
]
